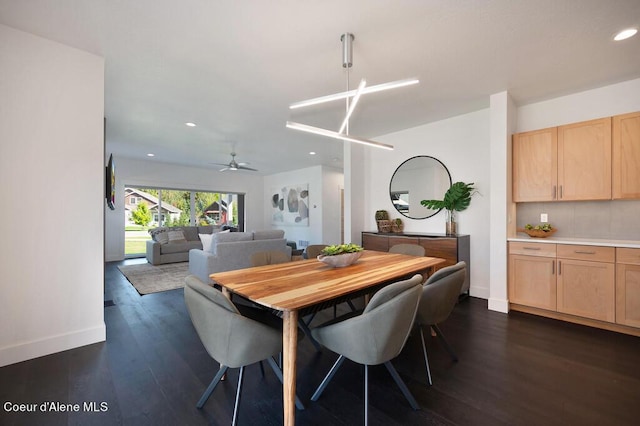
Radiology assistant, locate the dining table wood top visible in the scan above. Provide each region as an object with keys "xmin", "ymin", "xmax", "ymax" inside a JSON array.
[{"xmin": 210, "ymin": 250, "xmax": 446, "ymax": 312}]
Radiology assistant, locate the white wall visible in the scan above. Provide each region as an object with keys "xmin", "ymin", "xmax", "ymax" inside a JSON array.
[
  {"xmin": 0, "ymin": 25, "xmax": 105, "ymax": 366},
  {"xmin": 263, "ymin": 165, "xmax": 344, "ymax": 248},
  {"xmin": 105, "ymin": 157, "xmax": 265, "ymax": 261},
  {"xmin": 517, "ymin": 77, "xmax": 640, "ymax": 131},
  {"xmin": 365, "ymin": 110, "xmax": 492, "ymax": 298}
]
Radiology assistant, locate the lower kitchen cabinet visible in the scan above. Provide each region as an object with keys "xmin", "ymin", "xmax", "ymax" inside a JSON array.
[{"xmin": 616, "ymin": 248, "xmax": 640, "ymax": 328}]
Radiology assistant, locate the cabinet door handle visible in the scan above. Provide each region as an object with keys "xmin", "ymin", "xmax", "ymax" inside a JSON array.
[
  {"xmin": 523, "ymin": 247, "xmax": 541, "ymax": 250},
  {"xmin": 559, "ymin": 185, "xmax": 563, "ymax": 199},
  {"xmin": 553, "ymin": 185, "xmax": 557, "ymax": 200},
  {"xmin": 551, "ymin": 261, "xmax": 555, "ymax": 275},
  {"xmin": 558, "ymin": 260, "xmax": 562, "ymax": 275},
  {"xmin": 574, "ymin": 250, "xmax": 596, "ymax": 255}
]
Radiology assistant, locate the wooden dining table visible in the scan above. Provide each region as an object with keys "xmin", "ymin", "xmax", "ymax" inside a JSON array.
[{"xmin": 210, "ymin": 249, "xmax": 445, "ymax": 426}]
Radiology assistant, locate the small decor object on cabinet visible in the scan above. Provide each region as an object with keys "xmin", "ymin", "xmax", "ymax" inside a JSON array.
[
  {"xmin": 392, "ymin": 218, "xmax": 404, "ymax": 233},
  {"xmin": 375, "ymin": 210, "xmax": 392, "ymax": 233},
  {"xmin": 420, "ymin": 182, "xmax": 476, "ymax": 235},
  {"xmin": 518, "ymin": 223, "xmax": 557, "ymax": 238},
  {"xmin": 317, "ymin": 243, "xmax": 364, "ymax": 268}
]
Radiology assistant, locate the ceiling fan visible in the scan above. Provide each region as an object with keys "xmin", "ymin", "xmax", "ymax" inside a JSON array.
[{"xmin": 212, "ymin": 152, "xmax": 257, "ymax": 172}]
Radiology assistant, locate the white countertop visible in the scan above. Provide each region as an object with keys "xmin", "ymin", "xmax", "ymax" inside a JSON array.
[{"xmin": 508, "ymin": 236, "xmax": 640, "ymax": 248}]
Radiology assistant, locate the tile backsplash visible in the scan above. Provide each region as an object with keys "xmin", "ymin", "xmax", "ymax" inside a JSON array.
[{"xmin": 516, "ymin": 200, "xmax": 640, "ymax": 240}]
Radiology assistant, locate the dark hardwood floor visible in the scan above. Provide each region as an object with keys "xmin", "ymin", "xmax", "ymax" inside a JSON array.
[{"xmin": 2, "ymin": 259, "xmax": 640, "ymax": 425}]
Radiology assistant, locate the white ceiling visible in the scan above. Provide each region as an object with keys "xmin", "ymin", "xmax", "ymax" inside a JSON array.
[{"xmin": 2, "ymin": 0, "xmax": 639, "ymax": 175}]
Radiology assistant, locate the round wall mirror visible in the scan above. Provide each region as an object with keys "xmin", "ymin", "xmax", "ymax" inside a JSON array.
[{"xmin": 389, "ymin": 156, "xmax": 452, "ymax": 219}]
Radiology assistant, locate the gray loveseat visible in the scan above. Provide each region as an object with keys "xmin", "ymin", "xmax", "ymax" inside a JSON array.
[
  {"xmin": 146, "ymin": 225, "xmax": 218, "ymax": 265},
  {"xmin": 188, "ymin": 230, "xmax": 291, "ymax": 283}
]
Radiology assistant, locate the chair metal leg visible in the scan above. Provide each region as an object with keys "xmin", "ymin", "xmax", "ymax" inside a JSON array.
[
  {"xmin": 266, "ymin": 357, "xmax": 305, "ymax": 410},
  {"xmin": 419, "ymin": 325, "xmax": 433, "ymax": 386},
  {"xmin": 347, "ymin": 300, "xmax": 357, "ymax": 312},
  {"xmin": 231, "ymin": 366, "xmax": 244, "ymax": 426},
  {"xmin": 383, "ymin": 361, "xmax": 420, "ymax": 410},
  {"xmin": 432, "ymin": 324, "xmax": 458, "ymax": 362},
  {"xmin": 364, "ymin": 364, "xmax": 369, "ymax": 426},
  {"xmin": 311, "ymin": 355, "xmax": 346, "ymax": 401},
  {"xmin": 197, "ymin": 365, "xmax": 229, "ymax": 408}
]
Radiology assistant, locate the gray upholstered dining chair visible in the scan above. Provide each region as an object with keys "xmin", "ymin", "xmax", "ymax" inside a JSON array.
[
  {"xmin": 388, "ymin": 243, "xmax": 426, "ymax": 257},
  {"xmin": 304, "ymin": 244, "xmax": 328, "ymax": 259},
  {"xmin": 415, "ymin": 261, "xmax": 466, "ymax": 386},
  {"xmin": 184, "ymin": 275, "xmax": 304, "ymax": 425},
  {"xmin": 310, "ymin": 274, "xmax": 424, "ymax": 425},
  {"xmin": 250, "ymin": 250, "xmax": 291, "ymax": 267}
]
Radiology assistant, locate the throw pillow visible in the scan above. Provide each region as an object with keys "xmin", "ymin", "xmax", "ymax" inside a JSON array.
[
  {"xmin": 167, "ymin": 230, "xmax": 187, "ymax": 244},
  {"xmin": 149, "ymin": 228, "xmax": 170, "ymax": 244},
  {"xmin": 199, "ymin": 233, "xmax": 214, "ymax": 252}
]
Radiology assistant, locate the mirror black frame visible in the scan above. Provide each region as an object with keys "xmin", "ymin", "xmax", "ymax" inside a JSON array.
[{"xmin": 389, "ymin": 155, "xmax": 452, "ymax": 220}]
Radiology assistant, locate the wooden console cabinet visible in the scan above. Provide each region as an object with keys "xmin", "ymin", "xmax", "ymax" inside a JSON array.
[{"xmin": 362, "ymin": 232, "xmax": 470, "ymax": 294}]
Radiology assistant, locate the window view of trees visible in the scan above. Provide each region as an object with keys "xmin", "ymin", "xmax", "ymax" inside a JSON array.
[{"xmin": 124, "ymin": 187, "xmax": 243, "ymax": 256}]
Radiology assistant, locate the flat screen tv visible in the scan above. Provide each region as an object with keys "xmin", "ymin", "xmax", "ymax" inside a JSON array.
[{"xmin": 106, "ymin": 154, "xmax": 115, "ymax": 210}]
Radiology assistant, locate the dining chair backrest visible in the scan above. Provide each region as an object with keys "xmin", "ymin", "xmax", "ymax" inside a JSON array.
[
  {"xmin": 388, "ymin": 244, "xmax": 425, "ymax": 257},
  {"xmin": 312, "ymin": 274, "xmax": 423, "ymax": 365},
  {"xmin": 250, "ymin": 250, "xmax": 290, "ymax": 267},
  {"xmin": 305, "ymin": 244, "xmax": 328, "ymax": 259},
  {"xmin": 417, "ymin": 262, "xmax": 466, "ymax": 326},
  {"xmin": 184, "ymin": 275, "xmax": 282, "ymax": 368}
]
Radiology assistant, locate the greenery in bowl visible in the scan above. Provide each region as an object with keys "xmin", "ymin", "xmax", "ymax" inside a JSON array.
[{"xmin": 320, "ymin": 243, "xmax": 364, "ymax": 256}]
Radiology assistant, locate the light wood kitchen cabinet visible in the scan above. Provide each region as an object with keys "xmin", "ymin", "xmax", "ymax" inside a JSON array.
[
  {"xmin": 613, "ymin": 111, "xmax": 640, "ymax": 199},
  {"xmin": 513, "ymin": 127, "xmax": 557, "ymax": 202},
  {"xmin": 556, "ymin": 244, "xmax": 615, "ymax": 322},
  {"xmin": 508, "ymin": 242, "xmax": 557, "ymax": 310},
  {"xmin": 509, "ymin": 242, "xmax": 616, "ymax": 323},
  {"xmin": 557, "ymin": 118, "xmax": 612, "ymax": 200},
  {"xmin": 513, "ymin": 117, "xmax": 612, "ymax": 202},
  {"xmin": 616, "ymin": 248, "xmax": 640, "ymax": 328}
]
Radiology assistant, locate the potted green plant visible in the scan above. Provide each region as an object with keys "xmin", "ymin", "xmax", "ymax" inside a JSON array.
[
  {"xmin": 420, "ymin": 182, "xmax": 476, "ymax": 235},
  {"xmin": 392, "ymin": 218, "xmax": 403, "ymax": 233}
]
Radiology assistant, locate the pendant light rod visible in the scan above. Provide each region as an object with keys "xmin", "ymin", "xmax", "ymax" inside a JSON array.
[
  {"xmin": 286, "ymin": 121, "xmax": 394, "ymax": 151},
  {"xmin": 341, "ymin": 33, "xmax": 354, "ymax": 68},
  {"xmin": 289, "ymin": 78, "xmax": 419, "ymax": 109}
]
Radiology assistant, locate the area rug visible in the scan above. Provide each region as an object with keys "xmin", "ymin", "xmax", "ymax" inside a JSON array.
[{"xmin": 117, "ymin": 262, "xmax": 189, "ymax": 295}]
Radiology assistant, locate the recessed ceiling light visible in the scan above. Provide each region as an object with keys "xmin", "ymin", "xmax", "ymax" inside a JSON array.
[
  {"xmin": 309, "ymin": 151, "xmax": 316, "ymax": 155},
  {"xmin": 147, "ymin": 153, "xmax": 155, "ymax": 157},
  {"xmin": 185, "ymin": 122, "xmax": 196, "ymax": 127},
  {"xmin": 614, "ymin": 28, "xmax": 638, "ymax": 41}
]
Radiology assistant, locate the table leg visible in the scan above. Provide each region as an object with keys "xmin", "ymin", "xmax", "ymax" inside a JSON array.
[{"xmin": 282, "ymin": 310, "xmax": 298, "ymax": 426}]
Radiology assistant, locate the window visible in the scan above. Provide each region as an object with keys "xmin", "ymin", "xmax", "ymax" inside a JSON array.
[{"xmin": 124, "ymin": 186, "xmax": 245, "ymax": 257}]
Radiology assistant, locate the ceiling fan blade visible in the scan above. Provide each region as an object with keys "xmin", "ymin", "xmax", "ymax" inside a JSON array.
[
  {"xmin": 238, "ymin": 165, "xmax": 258, "ymax": 171},
  {"xmin": 219, "ymin": 166, "xmax": 230, "ymax": 172}
]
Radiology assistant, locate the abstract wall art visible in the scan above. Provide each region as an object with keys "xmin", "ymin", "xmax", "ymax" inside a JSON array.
[{"xmin": 271, "ymin": 183, "xmax": 309, "ymax": 226}]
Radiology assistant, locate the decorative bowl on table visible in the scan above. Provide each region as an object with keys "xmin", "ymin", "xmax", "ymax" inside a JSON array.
[
  {"xmin": 318, "ymin": 251, "xmax": 363, "ymax": 268},
  {"xmin": 517, "ymin": 225, "xmax": 557, "ymax": 238},
  {"xmin": 316, "ymin": 243, "xmax": 364, "ymax": 268}
]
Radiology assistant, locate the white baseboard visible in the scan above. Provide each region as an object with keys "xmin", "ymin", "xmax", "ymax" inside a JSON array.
[
  {"xmin": 488, "ymin": 297, "xmax": 509, "ymax": 313},
  {"xmin": 0, "ymin": 323, "xmax": 106, "ymax": 367}
]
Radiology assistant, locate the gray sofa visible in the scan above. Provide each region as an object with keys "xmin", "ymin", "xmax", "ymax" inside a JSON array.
[
  {"xmin": 188, "ymin": 230, "xmax": 291, "ymax": 283},
  {"xmin": 146, "ymin": 225, "xmax": 218, "ymax": 265}
]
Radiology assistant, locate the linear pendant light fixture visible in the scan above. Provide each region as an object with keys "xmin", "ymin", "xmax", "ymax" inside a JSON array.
[{"xmin": 286, "ymin": 33, "xmax": 419, "ymax": 150}]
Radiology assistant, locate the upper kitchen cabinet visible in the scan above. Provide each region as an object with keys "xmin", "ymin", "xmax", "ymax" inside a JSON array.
[
  {"xmin": 557, "ymin": 117, "xmax": 611, "ymax": 201},
  {"xmin": 613, "ymin": 111, "xmax": 640, "ymax": 199},
  {"xmin": 513, "ymin": 127, "xmax": 557, "ymax": 202},
  {"xmin": 513, "ymin": 117, "xmax": 612, "ymax": 202}
]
